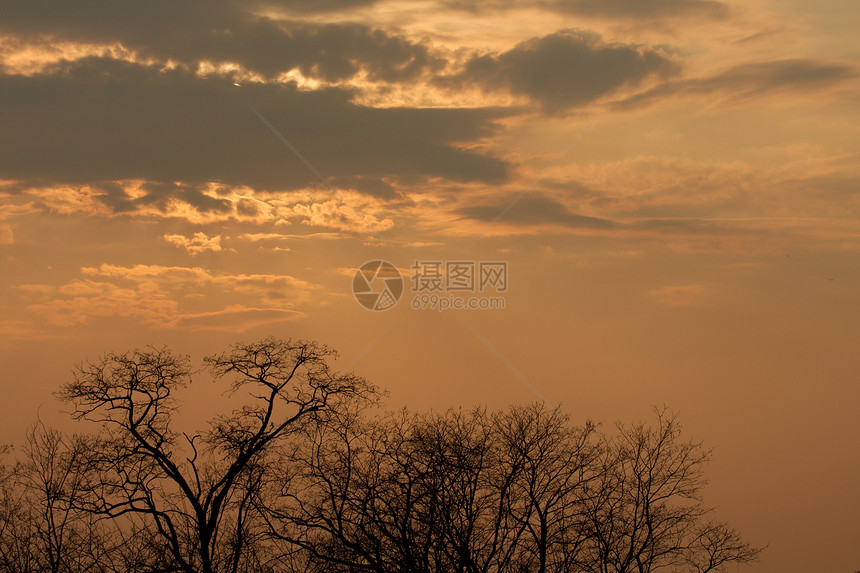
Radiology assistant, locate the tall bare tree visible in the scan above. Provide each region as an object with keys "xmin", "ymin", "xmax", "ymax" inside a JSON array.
[
  {"xmin": 0, "ymin": 423, "xmax": 122, "ymax": 573},
  {"xmin": 59, "ymin": 337, "xmax": 376, "ymax": 573},
  {"xmin": 268, "ymin": 404, "xmax": 760, "ymax": 573},
  {"xmin": 0, "ymin": 443, "xmax": 30, "ymax": 572},
  {"xmin": 263, "ymin": 407, "xmax": 442, "ymax": 572},
  {"xmin": 492, "ymin": 404, "xmax": 601, "ymax": 573},
  {"xmin": 3, "ymin": 337, "xmax": 760, "ymax": 573},
  {"xmin": 263, "ymin": 406, "xmax": 509, "ymax": 573},
  {"xmin": 582, "ymin": 407, "xmax": 761, "ymax": 573}
]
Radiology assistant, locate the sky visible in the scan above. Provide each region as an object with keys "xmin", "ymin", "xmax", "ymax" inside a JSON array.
[{"xmin": 0, "ymin": 0, "xmax": 858, "ymax": 571}]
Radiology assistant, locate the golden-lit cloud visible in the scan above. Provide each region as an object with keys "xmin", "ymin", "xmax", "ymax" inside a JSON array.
[
  {"xmin": 82, "ymin": 263, "xmax": 319, "ymax": 304},
  {"xmin": 22, "ymin": 279, "xmax": 178, "ymax": 327},
  {"xmin": 238, "ymin": 231, "xmax": 350, "ymax": 242},
  {"xmin": 16, "ymin": 264, "xmax": 322, "ymax": 331},
  {"xmin": 0, "ymin": 36, "xmax": 137, "ymax": 75},
  {"xmin": 163, "ymin": 232, "xmax": 224, "ymax": 255},
  {"xmin": 292, "ymin": 199, "xmax": 395, "ymax": 233},
  {"xmin": 2, "ymin": 182, "xmax": 402, "ymax": 237}
]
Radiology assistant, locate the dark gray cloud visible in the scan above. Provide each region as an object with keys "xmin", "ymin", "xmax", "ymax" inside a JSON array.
[
  {"xmin": 0, "ymin": 57, "xmax": 508, "ymax": 197},
  {"xmin": 613, "ymin": 59, "xmax": 857, "ymax": 109},
  {"xmin": 138, "ymin": 182, "xmax": 234, "ymax": 214},
  {"xmin": 446, "ymin": 31, "xmax": 679, "ymax": 112},
  {"xmin": 330, "ymin": 176, "xmax": 400, "ymax": 200},
  {"xmin": 444, "ymin": 0, "xmax": 729, "ymax": 19},
  {"xmin": 0, "ymin": 0, "xmax": 439, "ymax": 82},
  {"xmin": 456, "ymin": 193, "xmax": 617, "ymax": 228}
]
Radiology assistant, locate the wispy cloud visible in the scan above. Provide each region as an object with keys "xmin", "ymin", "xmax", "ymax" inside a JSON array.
[
  {"xmin": 613, "ymin": 58, "xmax": 858, "ymax": 110},
  {"xmin": 444, "ymin": 0, "xmax": 730, "ymax": 20},
  {"xmin": 161, "ymin": 305, "xmax": 305, "ymax": 332},
  {"xmin": 16, "ymin": 264, "xmax": 322, "ymax": 330}
]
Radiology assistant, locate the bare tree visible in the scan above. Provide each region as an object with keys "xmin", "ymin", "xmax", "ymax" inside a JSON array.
[
  {"xmin": 492, "ymin": 404, "xmax": 601, "ymax": 573},
  {"xmin": 271, "ymin": 404, "xmax": 760, "ymax": 573},
  {"xmin": 0, "ymin": 443, "xmax": 31, "ymax": 572},
  {"xmin": 582, "ymin": 407, "xmax": 762, "ymax": 573},
  {"xmin": 264, "ymin": 407, "xmax": 441, "ymax": 572},
  {"xmin": 683, "ymin": 520, "xmax": 764, "ymax": 573},
  {"xmin": 264, "ymin": 406, "xmax": 514, "ymax": 573},
  {"xmin": 59, "ymin": 337, "xmax": 377, "ymax": 573},
  {"xmin": 0, "ymin": 423, "xmax": 122, "ymax": 573},
  {"xmin": 4, "ymin": 337, "xmax": 759, "ymax": 573}
]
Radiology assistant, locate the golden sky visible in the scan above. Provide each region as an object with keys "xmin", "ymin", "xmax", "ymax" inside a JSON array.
[{"xmin": 0, "ymin": 1, "xmax": 858, "ymax": 570}]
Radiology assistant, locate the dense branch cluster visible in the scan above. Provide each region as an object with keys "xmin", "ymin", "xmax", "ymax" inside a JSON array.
[{"xmin": 0, "ymin": 338, "xmax": 761, "ymax": 573}]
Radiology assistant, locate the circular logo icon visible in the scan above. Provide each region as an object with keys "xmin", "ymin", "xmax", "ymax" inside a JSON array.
[{"xmin": 352, "ymin": 260, "xmax": 403, "ymax": 311}]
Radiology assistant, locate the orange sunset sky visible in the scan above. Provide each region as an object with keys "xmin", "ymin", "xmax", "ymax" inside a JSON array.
[{"xmin": 0, "ymin": 0, "xmax": 858, "ymax": 571}]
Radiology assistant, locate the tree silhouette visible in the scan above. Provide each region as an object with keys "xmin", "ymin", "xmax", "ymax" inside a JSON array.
[
  {"xmin": 492, "ymin": 404, "xmax": 601, "ymax": 573},
  {"xmin": 582, "ymin": 408, "xmax": 761, "ymax": 573},
  {"xmin": 261, "ymin": 402, "xmax": 760, "ymax": 573},
  {"xmin": 58, "ymin": 338, "xmax": 377, "ymax": 573},
  {"xmin": 0, "ymin": 423, "xmax": 120, "ymax": 572},
  {"xmin": 0, "ymin": 338, "xmax": 761, "ymax": 573}
]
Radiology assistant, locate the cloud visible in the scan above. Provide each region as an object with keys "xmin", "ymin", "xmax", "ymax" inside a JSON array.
[
  {"xmin": 83, "ymin": 263, "xmax": 319, "ymax": 304},
  {"xmin": 444, "ymin": 0, "xmax": 730, "ymax": 19},
  {"xmin": 456, "ymin": 193, "xmax": 617, "ymax": 230},
  {"xmin": 543, "ymin": 0, "xmax": 730, "ymax": 19},
  {"xmin": 23, "ymin": 279, "xmax": 178, "ymax": 327},
  {"xmin": 238, "ymin": 233, "xmax": 295, "ymax": 242},
  {"xmin": 4, "ymin": 179, "xmax": 405, "ymax": 232},
  {"xmin": 265, "ymin": 0, "xmax": 379, "ymax": 13},
  {"xmin": 648, "ymin": 284, "xmax": 711, "ymax": 306},
  {"xmin": 161, "ymin": 305, "xmax": 305, "ymax": 332},
  {"xmin": 613, "ymin": 59, "xmax": 858, "ymax": 110},
  {"xmin": 0, "ymin": 58, "xmax": 508, "ymax": 194},
  {"xmin": 445, "ymin": 31, "xmax": 679, "ymax": 112},
  {"xmin": 238, "ymin": 231, "xmax": 350, "ymax": 241},
  {"xmin": 82, "ymin": 264, "xmax": 210, "ymax": 286},
  {"xmin": 16, "ymin": 263, "xmax": 322, "ymax": 330},
  {"xmin": 329, "ymin": 176, "xmax": 400, "ymax": 200},
  {"xmin": 291, "ymin": 199, "xmax": 395, "ymax": 233},
  {"xmin": 0, "ymin": 1, "xmax": 440, "ymax": 81},
  {"xmin": 267, "ymin": 0, "xmax": 381, "ymax": 13},
  {"xmin": 4, "ymin": 182, "xmax": 256, "ymax": 223},
  {"xmin": 163, "ymin": 232, "xmax": 224, "ymax": 254},
  {"xmin": 402, "ymin": 241, "xmax": 445, "ymax": 247}
]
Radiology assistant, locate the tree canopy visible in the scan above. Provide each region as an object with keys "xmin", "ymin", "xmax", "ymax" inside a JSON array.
[{"xmin": 0, "ymin": 338, "xmax": 761, "ymax": 573}]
